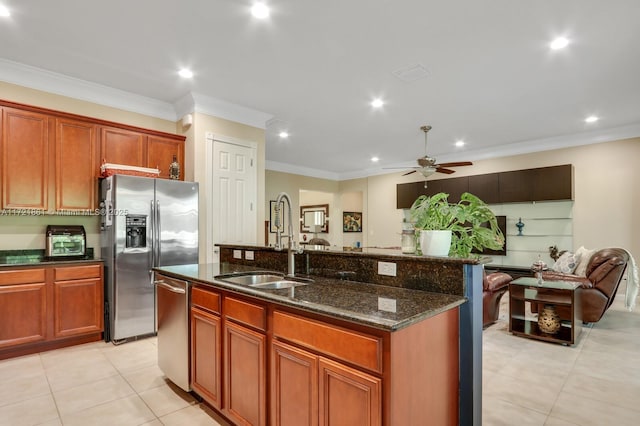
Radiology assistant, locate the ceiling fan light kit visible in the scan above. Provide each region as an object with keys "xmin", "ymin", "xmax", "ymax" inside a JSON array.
[{"xmin": 385, "ymin": 125, "xmax": 473, "ymax": 187}]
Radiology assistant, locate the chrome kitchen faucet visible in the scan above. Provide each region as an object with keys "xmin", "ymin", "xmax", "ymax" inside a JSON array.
[{"xmin": 274, "ymin": 192, "xmax": 303, "ymax": 276}]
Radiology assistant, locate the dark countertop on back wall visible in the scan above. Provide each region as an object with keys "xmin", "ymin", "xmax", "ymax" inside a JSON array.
[
  {"xmin": 218, "ymin": 243, "xmax": 489, "ymax": 264},
  {"xmin": 0, "ymin": 249, "xmax": 101, "ymax": 267},
  {"xmin": 155, "ymin": 263, "xmax": 466, "ymax": 332}
]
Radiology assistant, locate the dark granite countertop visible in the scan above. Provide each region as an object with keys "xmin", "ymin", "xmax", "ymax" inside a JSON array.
[
  {"xmin": 217, "ymin": 243, "xmax": 490, "ymax": 265},
  {"xmin": 155, "ymin": 263, "xmax": 466, "ymax": 332},
  {"xmin": 0, "ymin": 249, "xmax": 101, "ymax": 267}
]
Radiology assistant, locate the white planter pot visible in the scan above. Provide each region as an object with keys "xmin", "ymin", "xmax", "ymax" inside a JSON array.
[{"xmin": 420, "ymin": 230, "xmax": 452, "ymax": 257}]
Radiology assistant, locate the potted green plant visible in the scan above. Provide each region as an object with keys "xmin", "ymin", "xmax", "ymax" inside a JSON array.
[{"xmin": 409, "ymin": 192, "xmax": 505, "ymax": 257}]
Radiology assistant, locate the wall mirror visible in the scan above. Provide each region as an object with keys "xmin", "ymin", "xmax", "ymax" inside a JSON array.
[{"xmin": 300, "ymin": 204, "xmax": 329, "ymax": 233}]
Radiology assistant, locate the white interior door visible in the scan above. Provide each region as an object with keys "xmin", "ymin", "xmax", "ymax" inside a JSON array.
[{"xmin": 212, "ymin": 138, "xmax": 257, "ymax": 251}]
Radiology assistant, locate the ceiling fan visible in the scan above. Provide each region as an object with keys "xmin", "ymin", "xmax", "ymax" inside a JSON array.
[{"xmin": 386, "ymin": 125, "xmax": 473, "ymax": 186}]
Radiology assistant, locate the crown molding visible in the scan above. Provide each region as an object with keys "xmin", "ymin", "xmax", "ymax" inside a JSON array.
[
  {"xmin": 189, "ymin": 92, "xmax": 273, "ymax": 129},
  {"xmin": 0, "ymin": 59, "xmax": 274, "ymax": 128},
  {"xmin": 339, "ymin": 122, "xmax": 640, "ymax": 181},
  {"xmin": 266, "ymin": 160, "xmax": 340, "ymax": 181},
  {"xmin": 0, "ymin": 58, "xmax": 177, "ymax": 120},
  {"xmin": 432, "ymin": 122, "xmax": 640, "ymax": 164}
]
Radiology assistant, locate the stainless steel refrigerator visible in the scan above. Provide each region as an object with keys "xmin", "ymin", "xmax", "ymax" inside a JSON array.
[{"xmin": 100, "ymin": 174, "xmax": 198, "ymax": 342}]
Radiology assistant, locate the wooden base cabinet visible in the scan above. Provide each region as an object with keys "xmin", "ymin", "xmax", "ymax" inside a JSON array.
[
  {"xmin": 0, "ymin": 269, "xmax": 47, "ymax": 349},
  {"xmin": 189, "ymin": 286, "xmax": 459, "ymax": 426},
  {"xmin": 272, "ymin": 340, "xmax": 382, "ymax": 426},
  {"xmin": 318, "ymin": 357, "xmax": 381, "ymax": 426},
  {"xmin": 53, "ymin": 265, "xmax": 103, "ymax": 338},
  {"xmin": 190, "ymin": 306, "xmax": 222, "ymax": 409},
  {"xmin": 271, "ymin": 313, "xmax": 382, "ymax": 426},
  {"xmin": 271, "ymin": 340, "xmax": 319, "ymax": 426},
  {"xmin": 224, "ymin": 302, "xmax": 267, "ymax": 426},
  {"xmin": 0, "ymin": 263, "xmax": 104, "ymax": 360}
]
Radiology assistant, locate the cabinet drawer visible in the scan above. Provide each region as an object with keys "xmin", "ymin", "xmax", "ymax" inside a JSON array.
[
  {"xmin": 224, "ymin": 297, "xmax": 266, "ymax": 331},
  {"xmin": 192, "ymin": 286, "xmax": 221, "ymax": 314},
  {"xmin": 54, "ymin": 264, "xmax": 102, "ymax": 281},
  {"xmin": 0, "ymin": 269, "xmax": 46, "ymax": 285},
  {"xmin": 273, "ymin": 311, "xmax": 383, "ymax": 373}
]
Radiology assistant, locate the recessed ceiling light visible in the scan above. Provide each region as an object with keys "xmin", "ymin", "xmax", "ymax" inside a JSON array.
[
  {"xmin": 455, "ymin": 140, "xmax": 465, "ymax": 147},
  {"xmin": 584, "ymin": 115, "xmax": 599, "ymax": 123},
  {"xmin": 0, "ymin": 5, "xmax": 10, "ymax": 17},
  {"xmin": 550, "ymin": 37, "xmax": 569, "ymax": 50},
  {"xmin": 178, "ymin": 69, "xmax": 193, "ymax": 78},
  {"xmin": 371, "ymin": 98, "xmax": 384, "ymax": 108},
  {"xmin": 279, "ymin": 131, "xmax": 289, "ymax": 139},
  {"xmin": 371, "ymin": 156, "xmax": 379, "ymax": 162},
  {"xmin": 251, "ymin": 2, "xmax": 270, "ymax": 19}
]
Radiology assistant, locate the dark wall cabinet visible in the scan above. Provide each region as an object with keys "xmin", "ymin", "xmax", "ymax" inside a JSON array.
[{"xmin": 397, "ymin": 164, "xmax": 573, "ymax": 208}]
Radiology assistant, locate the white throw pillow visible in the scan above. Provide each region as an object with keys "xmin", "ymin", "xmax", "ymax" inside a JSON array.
[
  {"xmin": 552, "ymin": 251, "xmax": 581, "ymax": 274},
  {"xmin": 574, "ymin": 246, "xmax": 596, "ymax": 276}
]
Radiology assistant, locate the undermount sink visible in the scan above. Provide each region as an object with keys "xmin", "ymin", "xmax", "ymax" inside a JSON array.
[
  {"xmin": 219, "ymin": 274, "xmax": 285, "ymax": 286},
  {"xmin": 217, "ymin": 273, "xmax": 311, "ymax": 290},
  {"xmin": 249, "ymin": 280, "xmax": 309, "ymax": 290}
]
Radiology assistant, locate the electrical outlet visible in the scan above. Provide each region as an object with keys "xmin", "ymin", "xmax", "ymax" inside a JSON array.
[
  {"xmin": 377, "ymin": 261, "xmax": 397, "ymax": 277},
  {"xmin": 233, "ymin": 250, "xmax": 242, "ymax": 259},
  {"xmin": 245, "ymin": 250, "xmax": 254, "ymax": 260},
  {"xmin": 378, "ymin": 297, "xmax": 397, "ymax": 313}
]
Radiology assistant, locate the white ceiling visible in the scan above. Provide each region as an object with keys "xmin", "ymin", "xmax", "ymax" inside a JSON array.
[{"xmin": 1, "ymin": 1, "xmax": 640, "ymax": 180}]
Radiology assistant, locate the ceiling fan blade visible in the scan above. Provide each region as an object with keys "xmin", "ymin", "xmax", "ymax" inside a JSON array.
[
  {"xmin": 436, "ymin": 161, "xmax": 473, "ymax": 167},
  {"xmin": 402, "ymin": 170, "xmax": 417, "ymax": 176},
  {"xmin": 435, "ymin": 168, "xmax": 456, "ymax": 174}
]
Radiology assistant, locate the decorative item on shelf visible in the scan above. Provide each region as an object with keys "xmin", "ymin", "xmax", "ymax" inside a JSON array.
[
  {"xmin": 409, "ymin": 192, "xmax": 505, "ymax": 257},
  {"xmin": 169, "ymin": 155, "xmax": 180, "ymax": 180},
  {"xmin": 100, "ymin": 161, "xmax": 160, "ymax": 178},
  {"xmin": 538, "ymin": 304, "xmax": 561, "ymax": 334},
  {"xmin": 531, "ymin": 256, "xmax": 548, "ymax": 285},
  {"xmin": 516, "ymin": 217, "xmax": 525, "ymax": 236}
]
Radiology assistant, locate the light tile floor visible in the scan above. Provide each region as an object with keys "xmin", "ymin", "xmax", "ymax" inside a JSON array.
[
  {"xmin": 483, "ymin": 288, "xmax": 640, "ymax": 426},
  {"xmin": 1, "ymin": 290, "xmax": 638, "ymax": 425},
  {"xmin": 0, "ymin": 337, "xmax": 230, "ymax": 426}
]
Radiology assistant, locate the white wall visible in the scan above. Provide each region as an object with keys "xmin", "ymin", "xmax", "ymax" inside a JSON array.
[{"xmin": 266, "ymin": 138, "xmax": 640, "ymax": 267}]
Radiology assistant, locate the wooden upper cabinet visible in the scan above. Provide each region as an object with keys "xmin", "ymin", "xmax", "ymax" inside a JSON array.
[
  {"xmin": 99, "ymin": 126, "xmax": 145, "ymax": 167},
  {"xmin": 498, "ymin": 169, "xmax": 534, "ymax": 203},
  {"xmin": 532, "ymin": 165, "xmax": 573, "ymax": 201},
  {"xmin": 468, "ymin": 173, "xmax": 500, "ymax": 204},
  {"xmin": 396, "ymin": 181, "xmax": 425, "ymax": 209},
  {"xmin": 56, "ymin": 118, "xmax": 98, "ymax": 210},
  {"xmin": 1, "ymin": 107, "xmax": 51, "ymax": 210},
  {"xmin": 147, "ymin": 135, "xmax": 184, "ymax": 180},
  {"xmin": 396, "ymin": 164, "xmax": 573, "ymax": 207}
]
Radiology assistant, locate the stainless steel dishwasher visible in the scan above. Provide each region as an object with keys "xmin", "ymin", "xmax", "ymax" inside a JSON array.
[{"xmin": 155, "ymin": 275, "xmax": 191, "ymax": 391}]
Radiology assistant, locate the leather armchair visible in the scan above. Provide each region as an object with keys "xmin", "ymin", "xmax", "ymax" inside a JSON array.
[
  {"xmin": 483, "ymin": 271, "xmax": 512, "ymax": 327},
  {"xmin": 541, "ymin": 248, "xmax": 629, "ymax": 323}
]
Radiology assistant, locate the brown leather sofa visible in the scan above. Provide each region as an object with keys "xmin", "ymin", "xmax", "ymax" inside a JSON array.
[
  {"xmin": 483, "ymin": 271, "xmax": 512, "ymax": 327},
  {"xmin": 540, "ymin": 248, "xmax": 629, "ymax": 323}
]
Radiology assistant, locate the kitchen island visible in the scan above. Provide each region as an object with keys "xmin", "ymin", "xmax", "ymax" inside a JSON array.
[
  {"xmin": 213, "ymin": 244, "xmax": 486, "ymax": 425},
  {"xmin": 155, "ymin": 262, "xmax": 468, "ymax": 425}
]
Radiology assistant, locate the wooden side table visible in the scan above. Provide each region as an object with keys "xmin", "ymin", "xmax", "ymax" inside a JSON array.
[{"xmin": 509, "ymin": 277, "xmax": 583, "ymax": 345}]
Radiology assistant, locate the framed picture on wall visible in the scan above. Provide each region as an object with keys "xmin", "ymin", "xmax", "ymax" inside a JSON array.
[
  {"xmin": 269, "ymin": 200, "xmax": 286, "ymax": 233},
  {"xmin": 343, "ymin": 212, "xmax": 362, "ymax": 232}
]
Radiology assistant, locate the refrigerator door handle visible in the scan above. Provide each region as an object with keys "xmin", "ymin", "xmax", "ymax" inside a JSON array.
[
  {"xmin": 154, "ymin": 280, "xmax": 186, "ymax": 294},
  {"xmin": 149, "ymin": 199, "xmax": 155, "ymax": 282},
  {"xmin": 156, "ymin": 200, "xmax": 161, "ymax": 265}
]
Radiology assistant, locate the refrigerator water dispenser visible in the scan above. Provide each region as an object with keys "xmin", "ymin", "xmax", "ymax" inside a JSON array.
[{"xmin": 126, "ymin": 215, "xmax": 147, "ymax": 248}]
